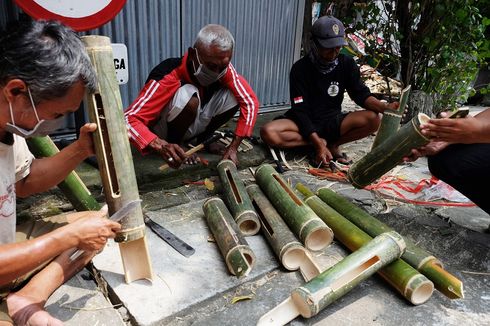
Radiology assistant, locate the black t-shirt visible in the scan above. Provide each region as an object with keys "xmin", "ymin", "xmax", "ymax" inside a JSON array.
[{"xmin": 285, "ymin": 54, "xmax": 372, "ymax": 138}]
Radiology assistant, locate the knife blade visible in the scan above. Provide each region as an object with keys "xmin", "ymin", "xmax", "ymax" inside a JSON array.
[
  {"xmin": 144, "ymin": 214, "xmax": 195, "ymax": 257},
  {"xmin": 69, "ymin": 199, "xmax": 142, "ymax": 261}
]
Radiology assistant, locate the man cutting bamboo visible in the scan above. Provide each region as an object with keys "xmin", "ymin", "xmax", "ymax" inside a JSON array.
[
  {"xmin": 0, "ymin": 20, "xmax": 120, "ymax": 325},
  {"xmin": 125, "ymin": 24, "xmax": 259, "ymax": 168},
  {"xmin": 261, "ymin": 16, "xmax": 399, "ymax": 166}
]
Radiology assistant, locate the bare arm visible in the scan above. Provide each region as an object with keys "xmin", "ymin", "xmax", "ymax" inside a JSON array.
[
  {"xmin": 363, "ymin": 96, "xmax": 399, "ymax": 113},
  {"xmin": 0, "ymin": 209, "xmax": 120, "ymax": 286},
  {"xmin": 222, "ymin": 136, "xmax": 243, "ymax": 165},
  {"xmin": 15, "ymin": 123, "xmax": 96, "ymax": 198}
]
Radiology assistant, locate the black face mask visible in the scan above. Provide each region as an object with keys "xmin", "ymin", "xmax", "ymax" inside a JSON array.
[{"xmin": 309, "ymin": 40, "xmax": 339, "ymax": 74}]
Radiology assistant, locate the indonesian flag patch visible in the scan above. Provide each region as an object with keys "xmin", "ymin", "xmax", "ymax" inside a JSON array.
[{"xmin": 293, "ymin": 96, "xmax": 303, "ymax": 104}]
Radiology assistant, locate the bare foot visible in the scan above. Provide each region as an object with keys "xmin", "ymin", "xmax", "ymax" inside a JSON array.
[
  {"xmin": 206, "ymin": 142, "xmax": 227, "ymax": 155},
  {"xmin": 7, "ymin": 293, "xmax": 63, "ymax": 326},
  {"xmin": 327, "ymin": 145, "xmax": 352, "ymax": 164}
]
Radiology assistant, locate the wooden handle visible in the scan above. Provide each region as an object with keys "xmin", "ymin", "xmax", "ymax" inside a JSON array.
[{"xmin": 158, "ymin": 143, "xmax": 205, "ymax": 171}]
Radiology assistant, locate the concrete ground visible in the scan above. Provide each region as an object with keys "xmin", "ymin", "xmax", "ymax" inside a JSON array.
[{"xmin": 16, "ymin": 100, "xmax": 490, "ymax": 325}]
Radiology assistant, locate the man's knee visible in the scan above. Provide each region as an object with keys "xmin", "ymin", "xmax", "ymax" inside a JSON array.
[
  {"xmin": 260, "ymin": 123, "xmax": 279, "ymax": 145},
  {"xmin": 183, "ymin": 95, "xmax": 199, "ymax": 116},
  {"xmin": 366, "ymin": 110, "xmax": 381, "ymax": 131}
]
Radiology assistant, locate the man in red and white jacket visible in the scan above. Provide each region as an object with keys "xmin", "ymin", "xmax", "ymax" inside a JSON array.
[{"xmin": 125, "ymin": 24, "xmax": 259, "ymax": 168}]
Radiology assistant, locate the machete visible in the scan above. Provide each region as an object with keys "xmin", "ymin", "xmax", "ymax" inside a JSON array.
[{"xmin": 144, "ymin": 213, "xmax": 195, "ymax": 257}]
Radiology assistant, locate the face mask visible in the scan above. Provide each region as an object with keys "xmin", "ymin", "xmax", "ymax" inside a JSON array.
[
  {"xmin": 4, "ymin": 88, "xmax": 64, "ymax": 138},
  {"xmin": 192, "ymin": 49, "xmax": 227, "ymax": 86},
  {"xmin": 309, "ymin": 40, "xmax": 339, "ymax": 74}
]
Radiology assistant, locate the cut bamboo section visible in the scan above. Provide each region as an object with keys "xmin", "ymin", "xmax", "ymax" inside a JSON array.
[
  {"xmin": 296, "ymin": 183, "xmax": 434, "ymax": 305},
  {"xmin": 26, "ymin": 136, "xmax": 101, "ymax": 211},
  {"xmin": 371, "ymin": 85, "xmax": 412, "ymax": 149},
  {"xmin": 217, "ymin": 160, "xmax": 260, "ymax": 236},
  {"xmin": 349, "ymin": 113, "xmax": 430, "ymax": 188},
  {"xmin": 83, "ymin": 35, "xmax": 153, "ymax": 283},
  {"xmin": 246, "ymin": 184, "xmax": 320, "ymax": 281},
  {"xmin": 203, "ymin": 197, "xmax": 256, "ymax": 278},
  {"xmin": 316, "ymin": 187, "xmax": 463, "ymax": 299},
  {"xmin": 258, "ymin": 231, "xmax": 405, "ymax": 325},
  {"xmin": 254, "ymin": 164, "xmax": 333, "ymax": 251}
]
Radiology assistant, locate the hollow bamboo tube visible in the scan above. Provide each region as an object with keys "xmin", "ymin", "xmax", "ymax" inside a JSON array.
[
  {"xmin": 26, "ymin": 136, "xmax": 100, "ymax": 211},
  {"xmin": 83, "ymin": 35, "xmax": 153, "ymax": 283},
  {"xmin": 292, "ymin": 231, "xmax": 405, "ymax": 318},
  {"xmin": 246, "ymin": 184, "xmax": 320, "ymax": 280},
  {"xmin": 371, "ymin": 85, "xmax": 411, "ymax": 149},
  {"xmin": 203, "ymin": 197, "xmax": 256, "ymax": 278},
  {"xmin": 296, "ymin": 183, "xmax": 433, "ymax": 305},
  {"xmin": 316, "ymin": 186, "xmax": 463, "ymax": 299},
  {"xmin": 217, "ymin": 160, "xmax": 260, "ymax": 236},
  {"xmin": 349, "ymin": 113, "xmax": 430, "ymax": 188},
  {"xmin": 254, "ymin": 164, "xmax": 333, "ymax": 251}
]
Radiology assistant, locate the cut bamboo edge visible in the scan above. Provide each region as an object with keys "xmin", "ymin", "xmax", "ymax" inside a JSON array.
[
  {"xmin": 315, "ymin": 186, "xmax": 464, "ymax": 299},
  {"xmin": 258, "ymin": 231, "xmax": 406, "ymax": 325},
  {"xmin": 83, "ymin": 35, "xmax": 153, "ymax": 283},
  {"xmin": 295, "ymin": 183, "xmax": 434, "ymax": 305},
  {"xmin": 246, "ymin": 184, "xmax": 321, "ymax": 281},
  {"xmin": 254, "ymin": 164, "xmax": 333, "ymax": 251}
]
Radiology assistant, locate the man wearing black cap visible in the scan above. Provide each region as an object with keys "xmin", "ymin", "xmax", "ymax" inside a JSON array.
[{"xmin": 261, "ymin": 16, "xmax": 399, "ymax": 166}]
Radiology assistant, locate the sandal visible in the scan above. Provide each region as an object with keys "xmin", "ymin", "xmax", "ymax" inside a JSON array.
[{"xmin": 333, "ymin": 152, "xmax": 353, "ymax": 165}]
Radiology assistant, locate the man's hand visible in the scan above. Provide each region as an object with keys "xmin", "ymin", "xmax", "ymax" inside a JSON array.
[
  {"xmin": 384, "ymin": 101, "xmax": 400, "ymax": 112},
  {"xmin": 404, "ymin": 141, "xmax": 449, "ymax": 162},
  {"xmin": 314, "ymin": 141, "xmax": 333, "ymax": 166},
  {"xmin": 420, "ymin": 114, "xmax": 484, "ymax": 143},
  {"xmin": 149, "ymin": 137, "xmax": 187, "ymax": 168},
  {"xmin": 222, "ymin": 136, "xmax": 243, "ymax": 165},
  {"xmin": 66, "ymin": 209, "xmax": 121, "ymax": 252},
  {"xmin": 74, "ymin": 123, "xmax": 97, "ymax": 157}
]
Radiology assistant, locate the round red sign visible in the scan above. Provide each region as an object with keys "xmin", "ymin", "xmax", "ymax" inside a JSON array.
[{"xmin": 14, "ymin": 0, "xmax": 126, "ymax": 31}]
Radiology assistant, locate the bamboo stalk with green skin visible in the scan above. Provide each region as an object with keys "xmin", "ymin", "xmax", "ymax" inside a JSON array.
[
  {"xmin": 246, "ymin": 184, "xmax": 321, "ymax": 281},
  {"xmin": 217, "ymin": 159, "xmax": 260, "ymax": 236},
  {"xmin": 349, "ymin": 113, "xmax": 430, "ymax": 188},
  {"xmin": 254, "ymin": 164, "xmax": 333, "ymax": 251},
  {"xmin": 203, "ymin": 197, "xmax": 256, "ymax": 278},
  {"xmin": 27, "ymin": 136, "xmax": 101, "ymax": 211},
  {"xmin": 316, "ymin": 186, "xmax": 464, "ymax": 299},
  {"xmin": 371, "ymin": 85, "xmax": 412, "ymax": 149},
  {"xmin": 296, "ymin": 183, "xmax": 434, "ymax": 305},
  {"xmin": 258, "ymin": 231, "xmax": 406, "ymax": 325}
]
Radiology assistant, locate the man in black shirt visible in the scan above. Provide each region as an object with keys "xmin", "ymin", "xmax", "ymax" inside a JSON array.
[{"xmin": 261, "ymin": 16, "xmax": 399, "ymax": 166}]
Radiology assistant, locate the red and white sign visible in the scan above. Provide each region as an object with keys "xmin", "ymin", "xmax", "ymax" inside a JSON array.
[
  {"xmin": 14, "ymin": 0, "xmax": 126, "ymax": 31},
  {"xmin": 293, "ymin": 96, "xmax": 304, "ymax": 104}
]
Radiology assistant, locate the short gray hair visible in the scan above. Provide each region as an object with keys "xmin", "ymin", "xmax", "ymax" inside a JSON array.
[
  {"xmin": 0, "ymin": 20, "xmax": 96, "ymax": 102},
  {"xmin": 194, "ymin": 24, "xmax": 235, "ymax": 52}
]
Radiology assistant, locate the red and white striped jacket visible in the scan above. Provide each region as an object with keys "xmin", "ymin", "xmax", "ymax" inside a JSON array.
[{"xmin": 124, "ymin": 52, "xmax": 259, "ymax": 154}]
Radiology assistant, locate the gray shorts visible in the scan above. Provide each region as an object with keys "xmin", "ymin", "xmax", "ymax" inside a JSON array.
[{"xmin": 151, "ymin": 84, "xmax": 238, "ymax": 142}]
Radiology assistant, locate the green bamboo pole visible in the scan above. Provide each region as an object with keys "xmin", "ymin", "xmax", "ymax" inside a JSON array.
[
  {"xmin": 83, "ymin": 35, "xmax": 153, "ymax": 283},
  {"xmin": 258, "ymin": 232, "xmax": 406, "ymax": 325},
  {"xmin": 26, "ymin": 136, "xmax": 100, "ymax": 211},
  {"xmin": 316, "ymin": 186, "xmax": 463, "ymax": 299},
  {"xmin": 296, "ymin": 183, "xmax": 433, "ymax": 305},
  {"xmin": 371, "ymin": 85, "xmax": 411, "ymax": 149},
  {"xmin": 203, "ymin": 197, "xmax": 256, "ymax": 278},
  {"xmin": 246, "ymin": 184, "xmax": 320, "ymax": 280},
  {"xmin": 254, "ymin": 164, "xmax": 333, "ymax": 251},
  {"xmin": 217, "ymin": 160, "xmax": 260, "ymax": 236},
  {"xmin": 349, "ymin": 113, "xmax": 431, "ymax": 188}
]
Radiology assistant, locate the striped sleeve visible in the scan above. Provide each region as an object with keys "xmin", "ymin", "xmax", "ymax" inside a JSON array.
[
  {"xmin": 124, "ymin": 78, "xmax": 181, "ymax": 154},
  {"xmin": 223, "ymin": 64, "xmax": 259, "ymax": 137}
]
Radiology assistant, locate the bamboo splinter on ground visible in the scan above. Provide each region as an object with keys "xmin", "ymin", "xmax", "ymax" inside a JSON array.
[
  {"xmin": 258, "ymin": 231, "xmax": 406, "ymax": 326},
  {"xmin": 371, "ymin": 85, "xmax": 412, "ymax": 149},
  {"xmin": 27, "ymin": 136, "xmax": 100, "ymax": 211},
  {"xmin": 83, "ymin": 35, "xmax": 153, "ymax": 283},
  {"xmin": 349, "ymin": 113, "xmax": 431, "ymax": 188},
  {"xmin": 316, "ymin": 187, "xmax": 464, "ymax": 299},
  {"xmin": 246, "ymin": 184, "xmax": 321, "ymax": 281},
  {"xmin": 296, "ymin": 183, "xmax": 434, "ymax": 305},
  {"xmin": 254, "ymin": 164, "xmax": 333, "ymax": 251},
  {"xmin": 217, "ymin": 160, "xmax": 260, "ymax": 236},
  {"xmin": 203, "ymin": 197, "xmax": 256, "ymax": 278}
]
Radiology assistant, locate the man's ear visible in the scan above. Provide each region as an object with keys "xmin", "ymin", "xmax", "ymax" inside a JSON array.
[{"xmin": 3, "ymin": 79, "xmax": 27, "ymax": 102}]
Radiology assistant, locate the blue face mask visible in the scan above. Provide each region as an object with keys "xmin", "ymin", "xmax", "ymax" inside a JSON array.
[
  {"xmin": 192, "ymin": 48, "xmax": 228, "ymax": 86},
  {"xmin": 4, "ymin": 88, "xmax": 64, "ymax": 138}
]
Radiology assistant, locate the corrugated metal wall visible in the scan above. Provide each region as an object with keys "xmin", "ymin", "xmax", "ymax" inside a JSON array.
[{"xmin": 1, "ymin": 0, "xmax": 304, "ymax": 134}]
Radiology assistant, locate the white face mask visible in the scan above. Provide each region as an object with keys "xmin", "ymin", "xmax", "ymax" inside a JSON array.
[
  {"xmin": 4, "ymin": 88, "xmax": 64, "ymax": 138},
  {"xmin": 192, "ymin": 49, "xmax": 228, "ymax": 86}
]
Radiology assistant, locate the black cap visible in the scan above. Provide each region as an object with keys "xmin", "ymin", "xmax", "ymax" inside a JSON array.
[{"xmin": 311, "ymin": 16, "xmax": 348, "ymax": 49}]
